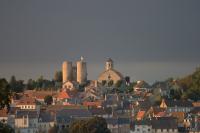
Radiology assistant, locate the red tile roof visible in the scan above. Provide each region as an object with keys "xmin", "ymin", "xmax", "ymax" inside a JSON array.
[
  {"xmin": 0, "ymin": 109, "xmax": 8, "ymax": 117},
  {"xmin": 137, "ymin": 111, "xmax": 145, "ymax": 120},
  {"xmin": 83, "ymin": 101, "xmax": 102, "ymax": 107},
  {"xmin": 57, "ymin": 91, "xmax": 70, "ymax": 99},
  {"xmin": 16, "ymin": 96, "xmax": 36, "ymax": 105}
]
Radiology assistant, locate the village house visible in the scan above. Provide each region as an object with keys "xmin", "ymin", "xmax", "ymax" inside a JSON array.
[
  {"xmin": 151, "ymin": 117, "xmax": 178, "ymax": 133},
  {"xmin": 38, "ymin": 110, "xmax": 55, "ymax": 133},
  {"xmin": 130, "ymin": 120, "xmax": 152, "ymax": 133},
  {"xmin": 62, "ymin": 81, "xmax": 79, "ymax": 91},
  {"xmin": 14, "ymin": 110, "xmax": 39, "ymax": 133},
  {"xmin": 55, "ymin": 108, "xmax": 92, "ymax": 130},
  {"xmin": 106, "ymin": 117, "xmax": 130, "ymax": 133},
  {"xmin": 133, "ymin": 80, "xmax": 151, "ymax": 92},
  {"xmin": 160, "ymin": 99, "xmax": 193, "ymax": 113},
  {"xmin": 15, "ymin": 96, "xmax": 40, "ymax": 112}
]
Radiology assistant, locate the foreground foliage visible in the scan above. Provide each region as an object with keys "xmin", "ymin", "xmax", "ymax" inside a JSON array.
[
  {"xmin": 0, "ymin": 122, "xmax": 14, "ymax": 133},
  {"xmin": 69, "ymin": 117, "xmax": 111, "ymax": 133},
  {"xmin": 0, "ymin": 78, "xmax": 11, "ymax": 109}
]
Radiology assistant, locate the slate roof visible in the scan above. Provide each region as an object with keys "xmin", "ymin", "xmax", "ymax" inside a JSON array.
[
  {"xmin": 151, "ymin": 117, "xmax": 178, "ymax": 129},
  {"xmin": 56, "ymin": 109, "xmax": 92, "ymax": 123},
  {"xmin": 138, "ymin": 100, "xmax": 152, "ymax": 110},
  {"xmin": 15, "ymin": 110, "xmax": 38, "ymax": 119},
  {"xmin": 39, "ymin": 111, "xmax": 54, "ymax": 122},
  {"xmin": 103, "ymin": 94, "xmax": 121, "ymax": 107},
  {"xmin": 89, "ymin": 108, "xmax": 108, "ymax": 115},
  {"xmin": 106, "ymin": 117, "xmax": 130, "ymax": 125},
  {"xmin": 164, "ymin": 99, "xmax": 193, "ymax": 107},
  {"xmin": 133, "ymin": 120, "xmax": 151, "ymax": 126},
  {"xmin": 56, "ymin": 109, "xmax": 92, "ymax": 118}
]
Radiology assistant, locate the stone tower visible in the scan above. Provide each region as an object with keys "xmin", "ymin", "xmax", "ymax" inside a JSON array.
[
  {"xmin": 105, "ymin": 58, "xmax": 114, "ymax": 70},
  {"xmin": 77, "ymin": 56, "xmax": 87, "ymax": 84},
  {"xmin": 62, "ymin": 61, "xmax": 73, "ymax": 83}
]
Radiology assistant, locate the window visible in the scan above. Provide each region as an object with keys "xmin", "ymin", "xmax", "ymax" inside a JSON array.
[
  {"xmin": 148, "ymin": 128, "xmax": 151, "ymax": 131},
  {"xmin": 137, "ymin": 128, "xmax": 140, "ymax": 131},
  {"xmin": 24, "ymin": 118, "xmax": 27, "ymax": 125}
]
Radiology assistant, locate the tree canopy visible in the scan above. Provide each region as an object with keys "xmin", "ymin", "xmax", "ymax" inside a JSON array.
[
  {"xmin": 9, "ymin": 75, "xmax": 24, "ymax": 93},
  {"xmin": 178, "ymin": 67, "xmax": 200, "ymax": 101},
  {"xmin": 54, "ymin": 71, "xmax": 62, "ymax": 82},
  {"xmin": 44, "ymin": 95, "xmax": 53, "ymax": 105},
  {"xmin": 0, "ymin": 122, "xmax": 14, "ymax": 133},
  {"xmin": 0, "ymin": 78, "xmax": 11, "ymax": 109},
  {"xmin": 69, "ymin": 117, "xmax": 111, "ymax": 133}
]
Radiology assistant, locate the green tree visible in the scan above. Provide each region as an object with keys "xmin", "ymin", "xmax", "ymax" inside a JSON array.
[
  {"xmin": 54, "ymin": 71, "xmax": 62, "ymax": 82},
  {"xmin": 36, "ymin": 75, "xmax": 44, "ymax": 88},
  {"xmin": 149, "ymin": 88, "xmax": 162, "ymax": 105},
  {"xmin": 86, "ymin": 117, "xmax": 110, "ymax": 133},
  {"xmin": 9, "ymin": 76, "xmax": 24, "ymax": 92},
  {"xmin": 170, "ymin": 89, "xmax": 182, "ymax": 100},
  {"xmin": 9, "ymin": 75, "xmax": 17, "ymax": 92},
  {"xmin": 178, "ymin": 67, "xmax": 200, "ymax": 101},
  {"xmin": 0, "ymin": 78, "xmax": 11, "ymax": 109},
  {"xmin": 69, "ymin": 117, "xmax": 110, "ymax": 133},
  {"xmin": 26, "ymin": 79, "xmax": 35, "ymax": 90},
  {"xmin": 115, "ymin": 80, "xmax": 122, "ymax": 88},
  {"xmin": 126, "ymin": 82, "xmax": 136, "ymax": 93},
  {"xmin": 44, "ymin": 95, "xmax": 53, "ymax": 105},
  {"xmin": 0, "ymin": 122, "xmax": 14, "ymax": 133}
]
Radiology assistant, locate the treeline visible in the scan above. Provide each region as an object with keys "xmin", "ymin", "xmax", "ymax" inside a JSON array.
[
  {"xmin": 7, "ymin": 71, "xmax": 62, "ymax": 93},
  {"xmin": 152, "ymin": 67, "xmax": 200, "ymax": 101},
  {"xmin": 177, "ymin": 67, "xmax": 200, "ymax": 101}
]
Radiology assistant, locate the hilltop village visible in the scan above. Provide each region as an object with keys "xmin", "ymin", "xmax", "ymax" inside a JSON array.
[{"xmin": 1, "ymin": 57, "xmax": 200, "ymax": 133}]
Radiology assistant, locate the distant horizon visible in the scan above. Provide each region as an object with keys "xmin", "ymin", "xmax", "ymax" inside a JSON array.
[{"xmin": 1, "ymin": 59, "xmax": 199, "ymax": 84}]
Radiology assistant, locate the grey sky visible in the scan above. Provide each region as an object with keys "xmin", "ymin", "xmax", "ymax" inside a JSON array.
[{"xmin": 0, "ymin": 0, "xmax": 200, "ymax": 83}]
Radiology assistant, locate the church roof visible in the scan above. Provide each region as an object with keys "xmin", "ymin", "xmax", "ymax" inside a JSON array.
[
  {"xmin": 98, "ymin": 68, "xmax": 124, "ymax": 79},
  {"xmin": 107, "ymin": 58, "xmax": 113, "ymax": 62}
]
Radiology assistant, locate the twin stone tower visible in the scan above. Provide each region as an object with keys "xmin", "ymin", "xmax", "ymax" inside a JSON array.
[{"xmin": 62, "ymin": 57, "xmax": 87, "ymax": 84}]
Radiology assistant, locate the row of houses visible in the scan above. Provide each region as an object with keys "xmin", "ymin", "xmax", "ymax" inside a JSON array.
[
  {"xmin": 1, "ymin": 79, "xmax": 200, "ymax": 133},
  {"xmin": 0, "ymin": 90, "xmax": 132, "ymax": 133}
]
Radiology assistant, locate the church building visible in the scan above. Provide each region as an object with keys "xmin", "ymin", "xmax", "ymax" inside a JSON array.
[{"xmin": 98, "ymin": 58, "xmax": 124, "ymax": 85}]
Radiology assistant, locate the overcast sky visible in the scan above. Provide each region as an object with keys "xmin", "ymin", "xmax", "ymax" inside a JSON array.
[{"xmin": 0, "ymin": 0, "xmax": 200, "ymax": 83}]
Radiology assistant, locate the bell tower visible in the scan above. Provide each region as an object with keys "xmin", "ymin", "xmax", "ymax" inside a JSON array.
[{"xmin": 105, "ymin": 58, "xmax": 113, "ymax": 70}]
